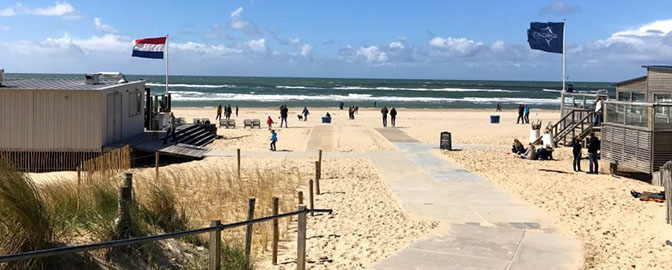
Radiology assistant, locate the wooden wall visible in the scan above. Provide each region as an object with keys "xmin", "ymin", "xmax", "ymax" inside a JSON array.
[
  {"xmin": 647, "ymin": 70, "xmax": 672, "ymax": 101},
  {"xmin": 602, "ymin": 124, "xmax": 653, "ymax": 173},
  {"xmin": 0, "ymin": 89, "xmax": 102, "ymax": 151},
  {"xmin": 653, "ymin": 131, "xmax": 672, "ymax": 171}
]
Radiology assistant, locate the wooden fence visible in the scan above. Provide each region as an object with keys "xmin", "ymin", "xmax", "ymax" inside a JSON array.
[
  {"xmin": 0, "ymin": 149, "xmax": 101, "ymax": 172},
  {"xmin": 78, "ymin": 146, "xmax": 131, "ymax": 184},
  {"xmin": 663, "ymin": 161, "xmax": 672, "ymax": 224}
]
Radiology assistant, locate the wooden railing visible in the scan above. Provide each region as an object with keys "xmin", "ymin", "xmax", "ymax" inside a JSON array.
[
  {"xmin": 78, "ymin": 145, "xmax": 131, "ymax": 184},
  {"xmin": 533, "ymin": 109, "xmax": 596, "ymax": 145}
]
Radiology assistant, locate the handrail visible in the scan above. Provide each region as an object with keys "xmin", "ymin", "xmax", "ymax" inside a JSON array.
[
  {"xmin": 604, "ymin": 100, "xmax": 672, "ymax": 106},
  {"xmin": 0, "ymin": 208, "xmax": 333, "ymax": 263},
  {"xmin": 555, "ymin": 111, "xmax": 596, "ymax": 144}
]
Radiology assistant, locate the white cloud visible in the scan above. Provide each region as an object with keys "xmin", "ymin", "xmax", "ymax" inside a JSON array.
[
  {"xmin": 171, "ymin": 42, "xmax": 242, "ymax": 57},
  {"xmin": 491, "ymin": 40, "xmax": 506, "ymax": 52},
  {"xmin": 540, "ymin": 1, "xmax": 580, "ymax": 15},
  {"xmin": 300, "ymin": 44, "xmax": 312, "ymax": 56},
  {"xmin": 4, "ymin": 33, "xmax": 130, "ymax": 55},
  {"xmin": 0, "ymin": 25, "xmax": 9, "ymax": 31},
  {"xmin": 581, "ymin": 19, "xmax": 672, "ymax": 60},
  {"xmin": 246, "ymin": 38, "xmax": 267, "ymax": 52},
  {"xmin": 429, "ymin": 36, "xmax": 483, "ymax": 55},
  {"xmin": 0, "ymin": 2, "xmax": 80, "ymax": 19},
  {"xmin": 230, "ymin": 7, "xmax": 262, "ymax": 35},
  {"xmin": 93, "ymin": 18, "xmax": 117, "ymax": 34},
  {"xmin": 389, "ymin": 41, "xmax": 404, "ymax": 49},
  {"xmin": 288, "ymin": 37, "xmax": 301, "ymax": 45},
  {"xmin": 356, "ymin": 46, "xmax": 388, "ymax": 63}
]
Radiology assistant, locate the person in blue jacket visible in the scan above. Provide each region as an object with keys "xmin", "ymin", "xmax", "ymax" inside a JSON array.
[{"xmin": 270, "ymin": 129, "xmax": 277, "ymax": 151}]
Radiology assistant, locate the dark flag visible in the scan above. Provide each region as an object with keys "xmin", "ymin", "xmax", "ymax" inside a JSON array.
[{"xmin": 527, "ymin": 22, "xmax": 564, "ymax": 53}]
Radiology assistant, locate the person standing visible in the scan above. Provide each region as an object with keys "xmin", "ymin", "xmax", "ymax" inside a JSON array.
[
  {"xmin": 381, "ymin": 106, "xmax": 389, "ymax": 127},
  {"xmin": 524, "ymin": 104, "xmax": 530, "ymax": 124},
  {"xmin": 374, "ymin": 101, "xmax": 377, "ymax": 108},
  {"xmin": 302, "ymin": 106, "xmax": 309, "ymax": 121},
  {"xmin": 571, "ymin": 137, "xmax": 582, "ymax": 172},
  {"xmin": 216, "ymin": 105, "xmax": 223, "ymax": 120},
  {"xmin": 266, "ymin": 116, "xmax": 275, "ymax": 130},
  {"xmin": 226, "ymin": 105, "xmax": 232, "ymax": 120},
  {"xmin": 235, "ymin": 105, "xmax": 239, "ymax": 117},
  {"xmin": 390, "ymin": 107, "xmax": 398, "ymax": 127},
  {"xmin": 339, "ymin": 102, "xmax": 344, "ymax": 110},
  {"xmin": 280, "ymin": 105, "xmax": 289, "ymax": 127},
  {"xmin": 594, "ymin": 97, "xmax": 604, "ymax": 126},
  {"xmin": 163, "ymin": 112, "xmax": 177, "ymax": 144},
  {"xmin": 269, "ymin": 129, "xmax": 277, "ymax": 151},
  {"xmin": 517, "ymin": 104, "xmax": 525, "ymax": 124},
  {"xmin": 587, "ymin": 132, "xmax": 600, "ymax": 174},
  {"xmin": 496, "ymin": 103, "xmax": 502, "ymax": 112}
]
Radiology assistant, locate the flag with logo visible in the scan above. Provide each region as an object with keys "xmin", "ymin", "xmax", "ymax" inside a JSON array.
[{"xmin": 527, "ymin": 22, "xmax": 564, "ymax": 53}]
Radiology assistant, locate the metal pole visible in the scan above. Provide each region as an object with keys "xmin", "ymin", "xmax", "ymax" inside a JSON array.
[
  {"xmin": 296, "ymin": 205, "xmax": 307, "ymax": 270},
  {"xmin": 165, "ymin": 34, "xmax": 169, "ymax": 96},
  {"xmin": 562, "ymin": 19, "xmax": 566, "ymax": 92}
]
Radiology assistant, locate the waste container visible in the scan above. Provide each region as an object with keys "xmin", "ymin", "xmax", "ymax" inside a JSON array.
[
  {"xmin": 440, "ymin": 132, "xmax": 452, "ymax": 150},
  {"xmin": 490, "ymin": 115, "xmax": 500, "ymax": 124},
  {"xmin": 322, "ymin": 117, "xmax": 332, "ymax": 124}
]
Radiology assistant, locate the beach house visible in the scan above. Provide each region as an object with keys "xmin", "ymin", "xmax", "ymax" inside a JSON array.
[
  {"xmin": 602, "ymin": 65, "xmax": 672, "ymax": 177},
  {"xmin": 0, "ymin": 71, "xmax": 146, "ymax": 171}
]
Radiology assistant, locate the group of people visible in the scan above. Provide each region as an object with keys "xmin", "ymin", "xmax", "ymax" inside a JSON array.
[
  {"xmin": 511, "ymin": 132, "xmax": 601, "ymax": 174},
  {"xmin": 216, "ymin": 104, "xmax": 238, "ymax": 120},
  {"xmin": 380, "ymin": 106, "xmax": 398, "ymax": 127},
  {"xmin": 516, "ymin": 104, "xmax": 530, "ymax": 124},
  {"xmin": 511, "ymin": 139, "xmax": 554, "ymax": 161}
]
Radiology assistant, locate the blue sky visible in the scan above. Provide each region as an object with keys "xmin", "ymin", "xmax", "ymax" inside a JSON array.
[{"xmin": 2, "ymin": 1, "xmax": 672, "ymax": 82}]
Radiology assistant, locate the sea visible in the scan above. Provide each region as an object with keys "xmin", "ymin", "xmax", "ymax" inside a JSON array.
[{"xmin": 5, "ymin": 73, "xmax": 614, "ymax": 109}]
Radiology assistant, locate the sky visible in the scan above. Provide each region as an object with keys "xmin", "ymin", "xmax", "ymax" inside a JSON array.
[{"xmin": 2, "ymin": 1, "xmax": 672, "ymax": 82}]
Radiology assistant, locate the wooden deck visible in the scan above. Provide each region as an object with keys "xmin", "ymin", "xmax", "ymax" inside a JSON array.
[{"xmin": 105, "ymin": 124, "xmax": 212, "ymax": 159}]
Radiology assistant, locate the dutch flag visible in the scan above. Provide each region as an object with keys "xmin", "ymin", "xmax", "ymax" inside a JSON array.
[{"xmin": 132, "ymin": 36, "xmax": 166, "ymax": 59}]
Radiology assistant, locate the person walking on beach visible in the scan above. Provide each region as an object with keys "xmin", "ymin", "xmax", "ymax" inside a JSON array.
[
  {"xmin": 235, "ymin": 105, "xmax": 239, "ymax": 117},
  {"xmin": 225, "ymin": 105, "xmax": 232, "ymax": 120},
  {"xmin": 374, "ymin": 101, "xmax": 377, "ymax": 108},
  {"xmin": 280, "ymin": 105, "xmax": 289, "ymax": 127},
  {"xmin": 266, "ymin": 116, "xmax": 275, "ymax": 130},
  {"xmin": 269, "ymin": 129, "xmax": 277, "ymax": 151},
  {"xmin": 517, "ymin": 104, "xmax": 525, "ymax": 124},
  {"xmin": 381, "ymin": 106, "xmax": 389, "ymax": 127},
  {"xmin": 524, "ymin": 104, "xmax": 530, "ymax": 124},
  {"xmin": 216, "ymin": 105, "xmax": 223, "ymax": 120},
  {"xmin": 302, "ymin": 106, "xmax": 309, "ymax": 121},
  {"xmin": 571, "ymin": 137, "xmax": 582, "ymax": 172},
  {"xmin": 163, "ymin": 112, "xmax": 177, "ymax": 144},
  {"xmin": 587, "ymin": 132, "xmax": 600, "ymax": 174},
  {"xmin": 339, "ymin": 102, "xmax": 344, "ymax": 110},
  {"xmin": 390, "ymin": 107, "xmax": 397, "ymax": 127},
  {"xmin": 496, "ymin": 103, "xmax": 502, "ymax": 112}
]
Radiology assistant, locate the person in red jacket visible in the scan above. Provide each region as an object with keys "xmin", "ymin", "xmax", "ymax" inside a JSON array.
[{"xmin": 266, "ymin": 116, "xmax": 274, "ymax": 130}]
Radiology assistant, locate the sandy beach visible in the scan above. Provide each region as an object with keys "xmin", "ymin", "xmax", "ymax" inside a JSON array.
[{"xmin": 25, "ymin": 106, "xmax": 672, "ymax": 269}]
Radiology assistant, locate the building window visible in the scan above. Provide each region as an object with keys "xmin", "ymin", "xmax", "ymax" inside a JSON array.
[
  {"xmin": 618, "ymin": 92, "xmax": 631, "ymax": 101},
  {"xmin": 129, "ymin": 92, "xmax": 141, "ymax": 116},
  {"xmin": 654, "ymin": 94, "xmax": 672, "ymax": 103},
  {"xmin": 632, "ymin": 92, "xmax": 645, "ymax": 102}
]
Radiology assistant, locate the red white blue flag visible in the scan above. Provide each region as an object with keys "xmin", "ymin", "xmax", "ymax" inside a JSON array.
[{"xmin": 132, "ymin": 37, "xmax": 166, "ymax": 59}]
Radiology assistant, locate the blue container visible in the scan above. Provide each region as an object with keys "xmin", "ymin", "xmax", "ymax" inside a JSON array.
[
  {"xmin": 490, "ymin": 115, "xmax": 500, "ymax": 124},
  {"xmin": 322, "ymin": 117, "xmax": 332, "ymax": 124}
]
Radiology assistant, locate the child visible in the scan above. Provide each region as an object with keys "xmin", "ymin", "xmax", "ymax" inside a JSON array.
[
  {"xmin": 270, "ymin": 130, "xmax": 277, "ymax": 151},
  {"xmin": 266, "ymin": 116, "xmax": 274, "ymax": 130}
]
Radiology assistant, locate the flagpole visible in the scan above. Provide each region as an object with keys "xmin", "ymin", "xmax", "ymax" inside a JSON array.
[
  {"xmin": 165, "ymin": 34, "xmax": 169, "ymax": 96},
  {"xmin": 562, "ymin": 19, "xmax": 566, "ymax": 92}
]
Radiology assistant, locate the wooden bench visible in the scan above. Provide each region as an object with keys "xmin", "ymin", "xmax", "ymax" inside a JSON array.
[
  {"xmin": 252, "ymin": 119, "xmax": 261, "ymax": 128},
  {"xmin": 243, "ymin": 119, "xmax": 253, "ymax": 129},
  {"xmin": 225, "ymin": 119, "xmax": 236, "ymax": 129}
]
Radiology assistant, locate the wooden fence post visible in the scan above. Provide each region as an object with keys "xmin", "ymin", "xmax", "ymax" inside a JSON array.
[
  {"xmin": 296, "ymin": 205, "xmax": 307, "ymax": 270},
  {"xmin": 663, "ymin": 161, "xmax": 672, "ymax": 225},
  {"xmin": 116, "ymin": 186, "xmax": 132, "ymax": 239},
  {"xmin": 298, "ymin": 191, "xmax": 304, "ymax": 205},
  {"xmin": 318, "ymin": 149, "xmax": 322, "ymax": 180},
  {"xmin": 124, "ymin": 173, "xmax": 133, "ymax": 202},
  {"xmin": 272, "ymin": 197, "xmax": 279, "ymax": 265},
  {"xmin": 237, "ymin": 149, "xmax": 241, "ymax": 180},
  {"xmin": 155, "ymin": 152, "xmax": 160, "ymax": 180},
  {"xmin": 209, "ymin": 220, "xmax": 222, "ymax": 270},
  {"xmin": 315, "ymin": 161, "xmax": 321, "ymax": 195},
  {"xmin": 245, "ymin": 197, "xmax": 256, "ymax": 258},
  {"xmin": 77, "ymin": 166, "xmax": 81, "ymax": 186},
  {"xmin": 309, "ymin": 180, "xmax": 314, "ymax": 217}
]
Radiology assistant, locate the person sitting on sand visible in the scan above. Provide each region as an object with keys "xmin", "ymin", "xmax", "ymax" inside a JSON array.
[
  {"xmin": 325, "ymin": 112, "xmax": 331, "ymax": 118},
  {"xmin": 266, "ymin": 116, "xmax": 275, "ymax": 130},
  {"xmin": 511, "ymin": 139, "xmax": 526, "ymax": 154},
  {"xmin": 536, "ymin": 145, "xmax": 554, "ymax": 160},
  {"xmin": 520, "ymin": 143, "xmax": 536, "ymax": 160},
  {"xmin": 270, "ymin": 129, "xmax": 277, "ymax": 151}
]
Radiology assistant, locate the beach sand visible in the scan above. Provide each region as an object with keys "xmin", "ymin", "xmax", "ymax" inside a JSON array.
[{"xmin": 28, "ymin": 106, "xmax": 672, "ymax": 269}]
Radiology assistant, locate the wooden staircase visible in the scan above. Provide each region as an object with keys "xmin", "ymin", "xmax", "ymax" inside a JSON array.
[
  {"xmin": 534, "ymin": 109, "xmax": 600, "ymax": 146},
  {"xmin": 169, "ymin": 124, "xmax": 217, "ymax": 146}
]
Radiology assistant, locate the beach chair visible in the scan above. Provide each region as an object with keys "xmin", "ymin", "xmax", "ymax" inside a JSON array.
[
  {"xmin": 227, "ymin": 119, "xmax": 236, "ymax": 128},
  {"xmin": 243, "ymin": 119, "xmax": 253, "ymax": 129},
  {"xmin": 193, "ymin": 118, "xmax": 200, "ymax": 124},
  {"xmin": 219, "ymin": 119, "xmax": 228, "ymax": 128},
  {"xmin": 252, "ymin": 119, "xmax": 261, "ymax": 128}
]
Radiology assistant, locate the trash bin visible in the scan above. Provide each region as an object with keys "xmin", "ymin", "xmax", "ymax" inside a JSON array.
[
  {"xmin": 490, "ymin": 115, "xmax": 500, "ymax": 124},
  {"xmin": 322, "ymin": 117, "xmax": 332, "ymax": 124},
  {"xmin": 529, "ymin": 129, "xmax": 540, "ymax": 143},
  {"xmin": 440, "ymin": 132, "xmax": 452, "ymax": 150}
]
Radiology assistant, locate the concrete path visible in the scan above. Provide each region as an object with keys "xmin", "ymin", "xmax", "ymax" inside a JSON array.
[
  {"xmin": 369, "ymin": 129, "xmax": 581, "ymax": 270},
  {"xmin": 306, "ymin": 125, "xmax": 335, "ymax": 152}
]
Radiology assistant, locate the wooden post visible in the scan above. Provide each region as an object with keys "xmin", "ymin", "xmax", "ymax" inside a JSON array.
[
  {"xmin": 124, "ymin": 173, "xmax": 133, "ymax": 202},
  {"xmin": 116, "ymin": 186, "xmax": 132, "ymax": 239},
  {"xmin": 309, "ymin": 180, "xmax": 314, "ymax": 217},
  {"xmin": 298, "ymin": 191, "xmax": 304, "ymax": 205},
  {"xmin": 237, "ymin": 149, "xmax": 241, "ymax": 180},
  {"xmin": 244, "ymin": 197, "xmax": 256, "ymax": 258},
  {"xmin": 209, "ymin": 220, "xmax": 222, "ymax": 270},
  {"xmin": 272, "ymin": 197, "xmax": 279, "ymax": 265},
  {"xmin": 77, "ymin": 165, "xmax": 81, "ymax": 186},
  {"xmin": 155, "ymin": 151, "xmax": 160, "ymax": 180},
  {"xmin": 315, "ymin": 161, "xmax": 321, "ymax": 195},
  {"xmin": 318, "ymin": 149, "xmax": 322, "ymax": 179},
  {"xmin": 296, "ymin": 205, "xmax": 307, "ymax": 270},
  {"xmin": 663, "ymin": 161, "xmax": 672, "ymax": 225}
]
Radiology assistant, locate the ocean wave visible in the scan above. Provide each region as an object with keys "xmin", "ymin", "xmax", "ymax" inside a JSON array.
[
  {"xmin": 170, "ymin": 91, "xmax": 559, "ymax": 104},
  {"xmin": 275, "ymin": 85, "xmax": 322, "ymax": 89},
  {"xmin": 332, "ymin": 86, "xmax": 519, "ymax": 93},
  {"xmin": 542, "ymin": 88, "xmax": 562, "ymax": 93},
  {"xmin": 147, "ymin": 83, "xmax": 236, "ymax": 88}
]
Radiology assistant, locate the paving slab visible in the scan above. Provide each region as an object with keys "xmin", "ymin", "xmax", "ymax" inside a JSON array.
[{"xmin": 369, "ymin": 129, "xmax": 581, "ymax": 270}]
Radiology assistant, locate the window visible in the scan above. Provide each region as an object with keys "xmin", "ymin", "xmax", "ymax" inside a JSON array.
[
  {"xmin": 654, "ymin": 94, "xmax": 672, "ymax": 103},
  {"xmin": 618, "ymin": 92, "xmax": 631, "ymax": 101},
  {"xmin": 632, "ymin": 93, "xmax": 645, "ymax": 102},
  {"xmin": 129, "ymin": 92, "xmax": 141, "ymax": 116}
]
